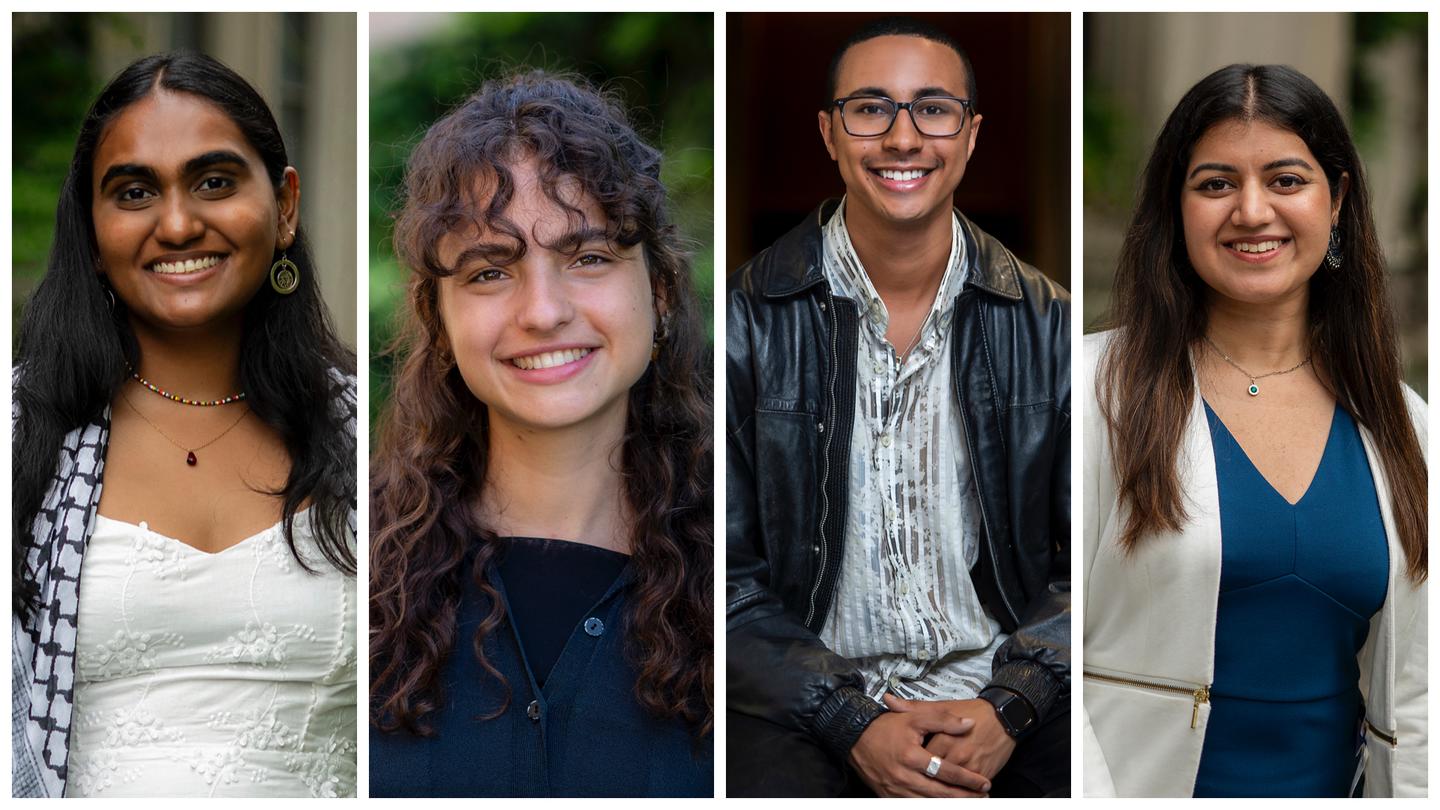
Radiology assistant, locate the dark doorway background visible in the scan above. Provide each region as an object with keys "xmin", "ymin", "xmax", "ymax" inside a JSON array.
[{"xmin": 727, "ymin": 12, "xmax": 1070, "ymax": 288}]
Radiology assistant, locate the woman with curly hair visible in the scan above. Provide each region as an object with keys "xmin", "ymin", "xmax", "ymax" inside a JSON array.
[
  {"xmin": 368, "ymin": 71, "xmax": 714, "ymax": 797},
  {"xmin": 12, "ymin": 53, "xmax": 357, "ymax": 798}
]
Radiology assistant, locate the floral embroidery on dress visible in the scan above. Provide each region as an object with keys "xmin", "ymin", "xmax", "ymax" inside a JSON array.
[
  {"xmin": 85, "ymin": 630, "xmax": 184, "ymax": 679},
  {"xmin": 124, "ymin": 524, "xmax": 189, "ymax": 579},
  {"xmin": 70, "ymin": 507, "xmax": 357, "ymax": 796},
  {"xmin": 284, "ymin": 731, "xmax": 358, "ymax": 798},
  {"xmin": 206, "ymin": 709, "xmax": 299, "ymax": 751},
  {"xmin": 188, "ymin": 748, "xmax": 245, "ymax": 788},
  {"xmin": 205, "ymin": 621, "xmax": 319, "ymax": 666},
  {"xmin": 179, "ymin": 709, "xmax": 303, "ymax": 787},
  {"xmin": 68, "ymin": 750, "xmax": 138, "ymax": 795},
  {"xmin": 252, "ymin": 528, "xmax": 295, "ymax": 573},
  {"xmin": 78, "ymin": 707, "xmax": 185, "ymax": 748}
]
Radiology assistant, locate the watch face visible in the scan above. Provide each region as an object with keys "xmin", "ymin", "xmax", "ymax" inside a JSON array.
[{"xmin": 993, "ymin": 693, "xmax": 1034, "ymax": 735}]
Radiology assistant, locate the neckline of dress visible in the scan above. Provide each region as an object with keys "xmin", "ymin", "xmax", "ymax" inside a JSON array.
[
  {"xmin": 93, "ymin": 508, "xmax": 311, "ymax": 557},
  {"xmin": 500, "ymin": 535, "xmax": 632, "ymax": 560}
]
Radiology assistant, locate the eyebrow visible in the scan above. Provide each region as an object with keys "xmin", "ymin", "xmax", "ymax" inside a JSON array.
[
  {"xmin": 97, "ymin": 149, "xmax": 251, "ymax": 190},
  {"xmin": 1187, "ymin": 157, "xmax": 1315, "ymax": 180},
  {"xmin": 448, "ymin": 226, "xmax": 618, "ymax": 271},
  {"xmin": 842, "ymin": 86, "xmax": 959, "ymax": 100},
  {"xmin": 98, "ymin": 163, "xmax": 158, "ymax": 190},
  {"xmin": 541, "ymin": 225, "xmax": 615, "ymax": 254},
  {"xmin": 183, "ymin": 149, "xmax": 250, "ymax": 175}
]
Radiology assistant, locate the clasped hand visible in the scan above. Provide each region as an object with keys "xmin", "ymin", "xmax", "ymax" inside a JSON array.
[{"xmin": 848, "ymin": 694, "xmax": 1016, "ymax": 798}]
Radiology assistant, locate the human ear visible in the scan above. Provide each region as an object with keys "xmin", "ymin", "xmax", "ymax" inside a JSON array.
[
  {"xmin": 965, "ymin": 113, "xmax": 983, "ymax": 161},
  {"xmin": 277, "ymin": 166, "xmax": 301, "ymax": 249},
  {"xmin": 818, "ymin": 110, "xmax": 839, "ymax": 162},
  {"xmin": 1331, "ymin": 171, "xmax": 1350, "ymax": 226}
]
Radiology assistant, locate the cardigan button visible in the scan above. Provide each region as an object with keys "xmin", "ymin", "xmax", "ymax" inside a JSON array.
[
  {"xmin": 526, "ymin": 700, "xmax": 541, "ymax": 721},
  {"xmin": 584, "ymin": 617, "xmax": 605, "ymax": 637}
]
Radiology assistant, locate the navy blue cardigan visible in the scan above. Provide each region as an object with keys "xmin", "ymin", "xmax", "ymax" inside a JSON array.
[{"xmin": 370, "ymin": 562, "xmax": 713, "ymax": 797}]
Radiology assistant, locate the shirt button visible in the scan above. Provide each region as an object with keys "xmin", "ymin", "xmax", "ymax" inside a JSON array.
[
  {"xmin": 812, "ymin": 544, "xmax": 820, "ymax": 555},
  {"xmin": 887, "ymin": 675, "xmax": 901, "ymax": 689},
  {"xmin": 917, "ymin": 649, "xmax": 932, "ymax": 661},
  {"xmin": 899, "ymin": 582, "xmax": 910, "ymax": 595},
  {"xmin": 880, "ymin": 433, "xmax": 892, "ymax": 448},
  {"xmin": 873, "ymin": 362, "xmax": 885, "ymax": 375},
  {"xmin": 526, "ymin": 700, "xmax": 541, "ymax": 721},
  {"xmin": 584, "ymin": 617, "xmax": 605, "ymax": 637}
]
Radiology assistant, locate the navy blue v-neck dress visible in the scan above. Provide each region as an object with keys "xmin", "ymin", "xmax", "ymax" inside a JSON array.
[{"xmin": 1193, "ymin": 403, "xmax": 1389, "ymax": 797}]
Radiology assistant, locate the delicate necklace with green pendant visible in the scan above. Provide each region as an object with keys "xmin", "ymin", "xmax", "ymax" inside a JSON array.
[{"xmin": 1202, "ymin": 335, "xmax": 1312, "ymax": 397}]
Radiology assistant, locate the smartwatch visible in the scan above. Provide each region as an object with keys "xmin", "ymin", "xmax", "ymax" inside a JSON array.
[{"xmin": 978, "ymin": 686, "xmax": 1037, "ymax": 739}]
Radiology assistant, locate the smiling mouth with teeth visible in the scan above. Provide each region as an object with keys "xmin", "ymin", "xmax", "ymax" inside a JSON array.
[
  {"xmin": 875, "ymin": 168, "xmax": 932, "ymax": 182},
  {"xmin": 1228, "ymin": 239, "xmax": 1288, "ymax": 254},
  {"xmin": 510, "ymin": 348, "xmax": 593, "ymax": 370},
  {"xmin": 150, "ymin": 255, "xmax": 224, "ymax": 275}
]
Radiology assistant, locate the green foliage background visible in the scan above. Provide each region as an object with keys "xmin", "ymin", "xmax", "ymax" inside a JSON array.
[
  {"xmin": 11, "ymin": 15, "xmax": 126, "ymax": 324},
  {"xmin": 368, "ymin": 12, "xmax": 715, "ymax": 425}
]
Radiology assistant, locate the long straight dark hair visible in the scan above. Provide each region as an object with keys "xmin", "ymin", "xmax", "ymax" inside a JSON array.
[
  {"xmin": 1097, "ymin": 63, "xmax": 1426, "ymax": 581},
  {"xmin": 13, "ymin": 52, "xmax": 357, "ymax": 617}
]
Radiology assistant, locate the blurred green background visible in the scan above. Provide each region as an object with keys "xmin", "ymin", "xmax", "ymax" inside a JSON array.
[
  {"xmin": 1084, "ymin": 12, "xmax": 1427, "ymax": 394},
  {"xmin": 369, "ymin": 12, "xmax": 715, "ymax": 425}
]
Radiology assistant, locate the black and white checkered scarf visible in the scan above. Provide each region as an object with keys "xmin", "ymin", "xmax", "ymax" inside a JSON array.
[{"xmin": 12, "ymin": 411, "xmax": 109, "ymax": 797}]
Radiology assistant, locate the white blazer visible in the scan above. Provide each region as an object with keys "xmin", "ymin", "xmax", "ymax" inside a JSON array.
[{"xmin": 1081, "ymin": 332, "xmax": 1427, "ymax": 798}]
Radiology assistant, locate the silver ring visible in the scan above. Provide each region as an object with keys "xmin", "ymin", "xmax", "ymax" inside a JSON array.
[{"xmin": 925, "ymin": 755, "xmax": 943, "ymax": 778}]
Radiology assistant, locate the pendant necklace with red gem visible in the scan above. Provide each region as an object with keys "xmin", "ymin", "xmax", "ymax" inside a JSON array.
[{"xmin": 123, "ymin": 373, "xmax": 249, "ymax": 466}]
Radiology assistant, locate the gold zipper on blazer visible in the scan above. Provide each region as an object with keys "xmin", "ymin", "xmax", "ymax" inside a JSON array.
[
  {"xmin": 1364, "ymin": 718, "xmax": 1397, "ymax": 748},
  {"xmin": 1085, "ymin": 671, "xmax": 1211, "ymax": 729}
]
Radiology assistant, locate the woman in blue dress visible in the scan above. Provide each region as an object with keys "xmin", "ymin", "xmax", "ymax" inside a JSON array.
[
  {"xmin": 1081, "ymin": 64, "xmax": 1426, "ymax": 797},
  {"xmin": 367, "ymin": 72, "xmax": 714, "ymax": 797}
]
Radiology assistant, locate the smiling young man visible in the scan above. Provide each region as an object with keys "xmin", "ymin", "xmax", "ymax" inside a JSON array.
[{"xmin": 727, "ymin": 17, "xmax": 1070, "ymax": 798}]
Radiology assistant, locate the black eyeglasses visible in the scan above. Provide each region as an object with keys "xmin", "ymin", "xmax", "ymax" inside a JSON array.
[{"xmin": 830, "ymin": 95, "xmax": 974, "ymax": 137}]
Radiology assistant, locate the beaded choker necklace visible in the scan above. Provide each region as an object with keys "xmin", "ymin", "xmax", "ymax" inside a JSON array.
[{"xmin": 130, "ymin": 371, "xmax": 246, "ymax": 407}]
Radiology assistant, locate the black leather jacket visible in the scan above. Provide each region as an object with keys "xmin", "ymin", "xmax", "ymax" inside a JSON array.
[{"xmin": 726, "ymin": 201, "xmax": 1071, "ymax": 759}]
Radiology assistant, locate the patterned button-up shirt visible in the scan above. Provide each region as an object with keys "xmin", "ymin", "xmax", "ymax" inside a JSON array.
[{"xmin": 817, "ymin": 199, "xmax": 1005, "ymax": 703}]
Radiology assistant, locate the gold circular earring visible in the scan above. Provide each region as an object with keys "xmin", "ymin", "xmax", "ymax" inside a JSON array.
[{"xmin": 270, "ymin": 251, "xmax": 300, "ymax": 295}]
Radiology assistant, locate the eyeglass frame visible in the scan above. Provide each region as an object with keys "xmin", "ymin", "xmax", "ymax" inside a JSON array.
[{"xmin": 828, "ymin": 94, "xmax": 976, "ymax": 138}]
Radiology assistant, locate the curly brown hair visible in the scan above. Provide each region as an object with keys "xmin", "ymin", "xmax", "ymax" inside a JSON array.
[{"xmin": 370, "ymin": 71, "xmax": 713, "ymax": 737}]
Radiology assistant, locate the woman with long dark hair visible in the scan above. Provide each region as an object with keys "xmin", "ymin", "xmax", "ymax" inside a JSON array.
[
  {"xmin": 1082, "ymin": 64, "xmax": 1425, "ymax": 797},
  {"xmin": 368, "ymin": 72, "xmax": 713, "ymax": 797},
  {"xmin": 12, "ymin": 53, "xmax": 357, "ymax": 798}
]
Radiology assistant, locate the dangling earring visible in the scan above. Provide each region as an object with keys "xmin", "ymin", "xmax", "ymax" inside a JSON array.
[
  {"xmin": 270, "ymin": 252, "xmax": 300, "ymax": 294},
  {"xmin": 1324, "ymin": 225, "xmax": 1343, "ymax": 269},
  {"xmin": 651, "ymin": 314, "xmax": 670, "ymax": 361}
]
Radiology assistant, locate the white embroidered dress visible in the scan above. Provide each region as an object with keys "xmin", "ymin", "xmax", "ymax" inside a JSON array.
[{"xmin": 67, "ymin": 512, "xmax": 356, "ymax": 797}]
